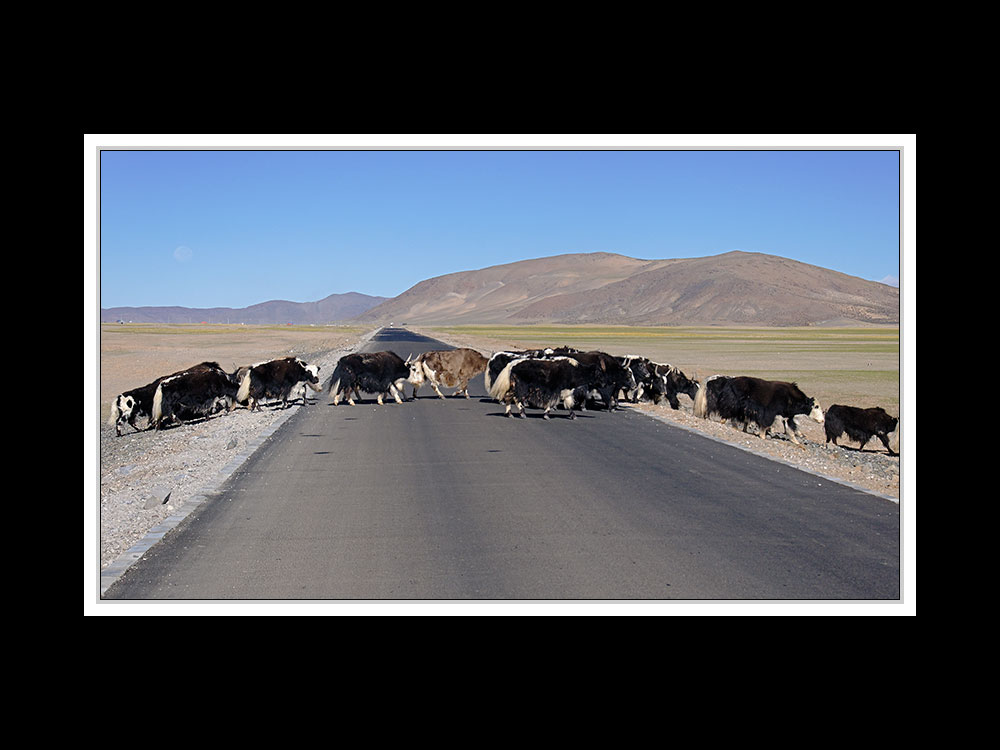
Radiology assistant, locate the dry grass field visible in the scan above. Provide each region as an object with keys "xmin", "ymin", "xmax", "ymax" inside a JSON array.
[{"xmin": 99, "ymin": 323, "xmax": 369, "ymax": 423}]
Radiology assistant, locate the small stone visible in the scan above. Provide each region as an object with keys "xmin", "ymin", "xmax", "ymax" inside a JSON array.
[
  {"xmin": 145, "ymin": 486, "xmax": 171, "ymax": 509},
  {"xmin": 226, "ymin": 438, "xmax": 238, "ymax": 450}
]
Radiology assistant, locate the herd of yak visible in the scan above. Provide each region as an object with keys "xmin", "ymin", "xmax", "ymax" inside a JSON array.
[{"xmin": 108, "ymin": 345, "xmax": 899, "ymax": 455}]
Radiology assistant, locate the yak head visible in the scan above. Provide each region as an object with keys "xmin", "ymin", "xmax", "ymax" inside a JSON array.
[
  {"xmin": 303, "ymin": 362, "xmax": 322, "ymax": 392},
  {"xmin": 404, "ymin": 353, "xmax": 426, "ymax": 388},
  {"xmin": 109, "ymin": 394, "xmax": 136, "ymax": 435},
  {"xmin": 807, "ymin": 398, "xmax": 825, "ymax": 423},
  {"xmin": 668, "ymin": 367, "xmax": 700, "ymax": 400}
]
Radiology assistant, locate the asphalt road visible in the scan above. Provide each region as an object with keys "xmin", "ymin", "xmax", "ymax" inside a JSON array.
[{"xmin": 103, "ymin": 327, "xmax": 900, "ymax": 601}]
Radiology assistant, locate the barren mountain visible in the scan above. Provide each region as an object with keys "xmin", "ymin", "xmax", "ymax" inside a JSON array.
[
  {"xmin": 355, "ymin": 251, "xmax": 899, "ymax": 327},
  {"xmin": 101, "ymin": 291, "xmax": 388, "ymax": 325}
]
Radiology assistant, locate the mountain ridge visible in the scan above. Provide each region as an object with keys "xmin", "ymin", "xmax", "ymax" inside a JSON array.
[
  {"xmin": 355, "ymin": 250, "xmax": 899, "ymax": 327},
  {"xmin": 100, "ymin": 251, "xmax": 900, "ymax": 327}
]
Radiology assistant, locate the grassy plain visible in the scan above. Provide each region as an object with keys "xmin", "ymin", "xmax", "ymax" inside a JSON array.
[
  {"xmin": 427, "ymin": 324, "xmax": 901, "ymax": 415},
  {"xmin": 99, "ymin": 323, "xmax": 367, "ymax": 420}
]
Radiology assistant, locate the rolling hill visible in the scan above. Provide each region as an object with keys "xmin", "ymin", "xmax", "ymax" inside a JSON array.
[
  {"xmin": 101, "ymin": 251, "xmax": 900, "ymax": 327},
  {"xmin": 101, "ymin": 291, "xmax": 388, "ymax": 325},
  {"xmin": 354, "ymin": 251, "xmax": 899, "ymax": 327}
]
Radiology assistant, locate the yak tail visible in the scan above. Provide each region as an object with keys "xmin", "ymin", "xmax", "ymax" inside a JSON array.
[
  {"xmin": 483, "ymin": 364, "xmax": 495, "ymax": 395},
  {"xmin": 693, "ymin": 379, "xmax": 710, "ymax": 419},
  {"xmin": 151, "ymin": 384, "xmax": 165, "ymax": 425},
  {"xmin": 489, "ymin": 359, "xmax": 518, "ymax": 401},
  {"xmin": 489, "ymin": 358, "xmax": 524, "ymax": 401},
  {"xmin": 108, "ymin": 399, "xmax": 120, "ymax": 428},
  {"xmin": 236, "ymin": 370, "xmax": 252, "ymax": 404},
  {"xmin": 328, "ymin": 360, "xmax": 345, "ymax": 396}
]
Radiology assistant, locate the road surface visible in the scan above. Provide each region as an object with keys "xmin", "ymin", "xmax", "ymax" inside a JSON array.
[{"xmin": 103, "ymin": 327, "xmax": 900, "ymax": 601}]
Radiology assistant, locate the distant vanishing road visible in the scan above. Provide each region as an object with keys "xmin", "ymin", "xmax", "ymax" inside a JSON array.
[{"xmin": 103, "ymin": 327, "xmax": 900, "ymax": 601}]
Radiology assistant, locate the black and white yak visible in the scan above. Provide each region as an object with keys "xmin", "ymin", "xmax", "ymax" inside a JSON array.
[
  {"xmin": 484, "ymin": 348, "xmax": 557, "ymax": 399},
  {"xmin": 328, "ymin": 351, "xmax": 418, "ymax": 405},
  {"xmin": 109, "ymin": 379, "xmax": 162, "ymax": 436},
  {"xmin": 109, "ymin": 361, "xmax": 228, "ymax": 436},
  {"xmin": 236, "ymin": 356, "xmax": 322, "ymax": 411},
  {"xmin": 150, "ymin": 362, "xmax": 241, "ymax": 430},
  {"xmin": 617, "ymin": 355, "xmax": 656, "ymax": 403},
  {"xmin": 824, "ymin": 404, "xmax": 899, "ymax": 455},
  {"xmin": 560, "ymin": 351, "xmax": 634, "ymax": 412},
  {"xmin": 485, "ymin": 347, "xmax": 629, "ymax": 413},
  {"xmin": 492, "ymin": 356, "xmax": 602, "ymax": 420},
  {"xmin": 694, "ymin": 374, "xmax": 824, "ymax": 447},
  {"xmin": 650, "ymin": 362, "xmax": 700, "ymax": 409},
  {"xmin": 616, "ymin": 356, "xmax": 699, "ymax": 409}
]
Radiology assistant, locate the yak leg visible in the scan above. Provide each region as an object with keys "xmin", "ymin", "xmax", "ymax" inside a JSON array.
[
  {"xmin": 432, "ymin": 382, "xmax": 446, "ymax": 399},
  {"xmin": 753, "ymin": 417, "xmax": 769, "ymax": 439},
  {"xmin": 603, "ymin": 388, "xmax": 617, "ymax": 411},
  {"xmin": 878, "ymin": 433, "xmax": 896, "ymax": 455},
  {"xmin": 783, "ymin": 417, "xmax": 807, "ymax": 448},
  {"xmin": 389, "ymin": 384, "xmax": 404, "ymax": 404},
  {"xmin": 332, "ymin": 386, "xmax": 354, "ymax": 406}
]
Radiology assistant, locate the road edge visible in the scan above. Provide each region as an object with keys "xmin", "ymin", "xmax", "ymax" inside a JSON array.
[{"xmin": 628, "ymin": 405, "xmax": 900, "ymax": 504}]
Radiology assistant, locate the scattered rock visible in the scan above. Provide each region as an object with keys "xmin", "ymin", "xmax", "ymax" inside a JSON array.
[{"xmin": 144, "ymin": 486, "xmax": 171, "ymax": 509}]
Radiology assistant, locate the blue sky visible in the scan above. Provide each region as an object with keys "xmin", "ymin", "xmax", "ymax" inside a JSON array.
[{"xmin": 97, "ymin": 142, "xmax": 904, "ymax": 310}]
